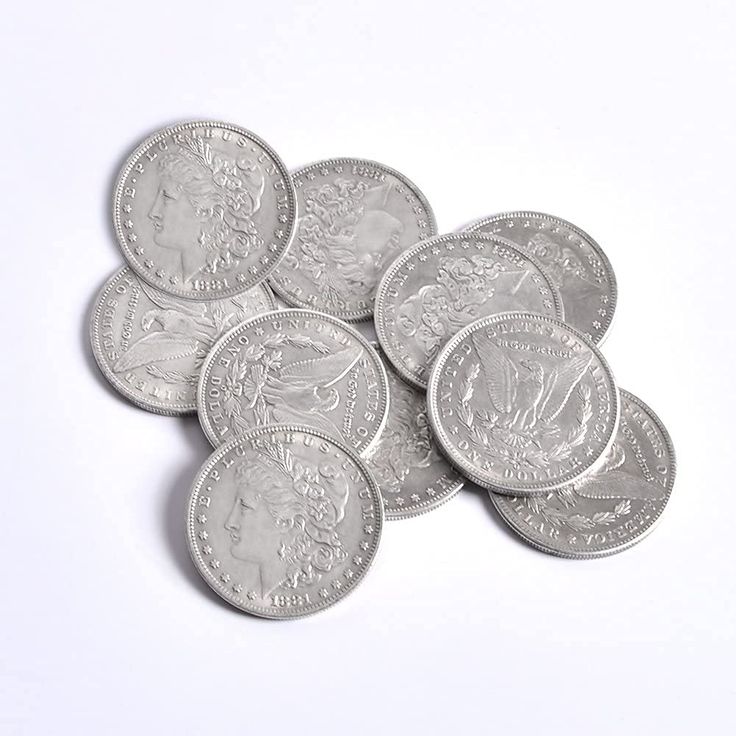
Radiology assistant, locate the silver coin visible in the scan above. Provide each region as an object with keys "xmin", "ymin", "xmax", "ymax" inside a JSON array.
[
  {"xmin": 269, "ymin": 158, "xmax": 437, "ymax": 321},
  {"xmin": 187, "ymin": 424, "xmax": 384, "ymax": 618},
  {"xmin": 374, "ymin": 232, "xmax": 564, "ymax": 389},
  {"xmin": 364, "ymin": 345, "xmax": 464, "ymax": 520},
  {"xmin": 427, "ymin": 311, "xmax": 619, "ymax": 494},
  {"xmin": 89, "ymin": 266, "xmax": 275, "ymax": 415},
  {"xmin": 464, "ymin": 212, "xmax": 616, "ymax": 344},
  {"xmin": 490, "ymin": 389, "xmax": 675, "ymax": 557},
  {"xmin": 197, "ymin": 308, "xmax": 389, "ymax": 455},
  {"xmin": 113, "ymin": 120, "xmax": 297, "ymax": 301}
]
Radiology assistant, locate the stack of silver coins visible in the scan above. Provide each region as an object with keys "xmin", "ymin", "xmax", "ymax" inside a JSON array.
[{"xmin": 90, "ymin": 120, "xmax": 676, "ymax": 619}]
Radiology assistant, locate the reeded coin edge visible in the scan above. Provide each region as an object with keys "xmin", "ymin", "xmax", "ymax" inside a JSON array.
[
  {"xmin": 196, "ymin": 308, "xmax": 390, "ymax": 456},
  {"xmin": 186, "ymin": 424, "xmax": 385, "ymax": 619},
  {"xmin": 426, "ymin": 310, "xmax": 620, "ymax": 494},
  {"xmin": 488, "ymin": 389, "xmax": 677, "ymax": 559},
  {"xmin": 112, "ymin": 120, "xmax": 298, "ymax": 302},
  {"xmin": 464, "ymin": 211, "xmax": 618, "ymax": 345},
  {"xmin": 268, "ymin": 157, "xmax": 438, "ymax": 322},
  {"xmin": 89, "ymin": 267, "xmax": 188, "ymax": 415},
  {"xmin": 374, "ymin": 232, "xmax": 566, "ymax": 390}
]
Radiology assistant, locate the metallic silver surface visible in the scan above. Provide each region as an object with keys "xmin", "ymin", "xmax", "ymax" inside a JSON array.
[
  {"xmin": 374, "ymin": 232, "xmax": 563, "ymax": 389},
  {"xmin": 197, "ymin": 308, "xmax": 389, "ymax": 455},
  {"xmin": 427, "ymin": 311, "xmax": 619, "ymax": 494},
  {"xmin": 491, "ymin": 390, "xmax": 675, "ymax": 557},
  {"xmin": 464, "ymin": 212, "xmax": 616, "ymax": 344},
  {"xmin": 90, "ymin": 267, "xmax": 275, "ymax": 414},
  {"xmin": 269, "ymin": 158, "xmax": 436, "ymax": 321},
  {"xmin": 365, "ymin": 345, "xmax": 464, "ymax": 520},
  {"xmin": 187, "ymin": 425, "xmax": 384, "ymax": 618},
  {"xmin": 113, "ymin": 121, "xmax": 297, "ymax": 301}
]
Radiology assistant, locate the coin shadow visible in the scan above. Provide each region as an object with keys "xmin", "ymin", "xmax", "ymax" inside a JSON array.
[{"xmin": 462, "ymin": 481, "xmax": 534, "ymax": 546}]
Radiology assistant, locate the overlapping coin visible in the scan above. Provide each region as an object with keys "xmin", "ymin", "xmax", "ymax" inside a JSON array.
[
  {"xmin": 113, "ymin": 120, "xmax": 297, "ymax": 301},
  {"xmin": 374, "ymin": 232, "xmax": 563, "ymax": 389},
  {"xmin": 187, "ymin": 425, "xmax": 384, "ymax": 618},
  {"xmin": 464, "ymin": 212, "xmax": 616, "ymax": 343},
  {"xmin": 427, "ymin": 311, "xmax": 619, "ymax": 495},
  {"xmin": 89, "ymin": 267, "xmax": 275, "ymax": 414},
  {"xmin": 491, "ymin": 390, "xmax": 675, "ymax": 557},
  {"xmin": 197, "ymin": 308, "xmax": 389, "ymax": 455},
  {"xmin": 365, "ymin": 345, "xmax": 464, "ymax": 519},
  {"xmin": 269, "ymin": 158, "xmax": 436, "ymax": 321}
]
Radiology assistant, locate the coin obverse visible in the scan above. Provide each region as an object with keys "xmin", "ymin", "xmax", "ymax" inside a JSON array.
[
  {"xmin": 90, "ymin": 267, "xmax": 275, "ymax": 415},
  {"xmin": 187, "ymin": 425, "xmax": 384, "ymax": 618},
  {"xmin": 113, "ymin": 120, "xmax": 297, "ymax": 301},
  {"xmin": 464, "ymin": 212, "xmax": 616, "ymax": 344},
  {"xmin": 197, "ymin": 308, "xmax": 389, "ymax": 455},
  {"xmin": 374, "ymin": 232, "xmax": 564, "ymax": 389},
  {"xmin": 491, "ymin": 390, "xmax": 676, "ymax": 558},
  {"xmin": 365, "ymin": 346, "xmax": 464, "ymax": 520},
  {"xmin": 269, "ymin": 158, "xmax": 437, "ymax": 321},
  {"xmin": 427, "ymin": 311, "xmax": 619, "ymax": 495}
]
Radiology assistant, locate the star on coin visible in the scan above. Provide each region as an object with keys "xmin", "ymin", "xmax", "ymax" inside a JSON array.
[
  {"xmin": 247, "ymin": 591, "xmax": 257, "ymax": 601},
  {"xmin": 233, "ymin": 584, "xmax": 243, "ymax": 594},
  {"xmin": 144, "ymin": 259, "xmax": 153, "ymax": 269},
  {"xmin": 199, "ymin": 531, "xmax": 208, "ymax": 540},
  {"xmin": 360, "ymin": 541, "xmax": 370, "ymax": 551},
  {"xmin": 353, "ymin": 556, "xmax": 363, "ymax": 565},
  {"xmin": 306, "ymin": 172, "xmax": 316, "ymax": 180},
  {"xmin": 202, "ymin": 545, "xmax": 212, "ymax": 555},
  {"xmin": 410, "ymin": 494, "xmax": 420, "ymax": 502},
  {"xmin": 209, "ymin": 559, "xmax": 220, "ymax": 570},
  {"xmin": 220, "ymin": 573, "xmax": 231, "ymax": 584},
  {"xmin": 128, "ymin": 233, "xmax": 137, "ymax": 243},
  {"xmin": 134, "ymin": 247, "xmax": 144, "ymax": 256},
  {"xmin": 364, "ymin": 525, "xmax": 374, "ymax": 534},
  {"xmin": 344, "ymin": 569, "xmax": 354, "ymax": 580},
  {"xmin": 197, "ymin": 514, "xmax": 207, "ymax": 523},
  {"xmin": 124, "ymin": 220, "xmax": 133, "ymax": 229},
  {"xmin": 123, "ymin": 204, "xmax": 132, "ymax": 213}
]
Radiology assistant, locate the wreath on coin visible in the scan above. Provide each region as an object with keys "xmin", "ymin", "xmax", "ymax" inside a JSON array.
[{"xmin": 220, "ymin": 333, "xmax": 331, "ymax": 428}]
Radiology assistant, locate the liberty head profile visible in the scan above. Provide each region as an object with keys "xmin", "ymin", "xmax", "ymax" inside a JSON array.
[
  {"xmin": 224, "ymin": 447, "xmax": 350, "ymax": 597},
  {"xmin": 294, "ymin": 177, "xmax": 404, "ymax": 307},
  {"xmin": 396, "ymin": 255, "xmax": 524, "ymax": 358},
  {"xmin": 148, "ymin": 135, "xmax": 265, "ymax": 281}
]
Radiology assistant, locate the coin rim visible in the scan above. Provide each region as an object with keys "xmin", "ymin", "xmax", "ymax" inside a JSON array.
[
  {"xmin": 89, "ymin": 266, "xmax": 276, "ymax": 415},
  {"xmin": 463, "ymin": 211, "xmax": 617, "ymax": 345},
  {"xmin": 369, "ymin": 343, "xmax": 465, "ymax": 520},
  {"xmin": 196, "ymin": 308, "xmax": 390, "ymax": 455},
  {"xmin": 374, "ymin": 232, "xmax": 565, "ymax": 390},
  {"xmin": 186, "ymin": 423, "xmax": 385, "ymax": 619},
  {"xmin": 112, "ymin": 120, "xmax": 297, "ymax": 301},
  {"xmin": 488, "ymin": 388, "xmax": 677, "ymax": 558},
  {"xmin": 426, "ymin": 310, "xmax": 620, "ymax": 494},
  {"xmin": 268, "ymin": 157, "xmax": 438, "ymax": 322}
]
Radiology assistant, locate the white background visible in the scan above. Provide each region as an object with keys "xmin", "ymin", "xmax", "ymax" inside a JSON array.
[{"xmin": 2, "ymin": 1, "xmax": 734, "ymax": 733}]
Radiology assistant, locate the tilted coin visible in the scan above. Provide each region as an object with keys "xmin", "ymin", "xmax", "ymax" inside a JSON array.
[
  {"xmin": 187, "ymin": 425, "xmax": 384, "ymax": 618},
  {"xmin": 197, "ymin": 308, "xmax": 389, "ymax": 454},
  {"xmin": 113, "ymin": 120, "xmax": 297, "ymax": 301},
  {"xmin": 89, "ymin": 266, "xmax": 275, "ymax": 415},
  {"xmin": 491, "ymin": 389, "xmax": 675, "ymax": 557},
  {"xmin": 374, "ymin": 232, "xmax": 564, "ymax": 389},
  {"xmin": 365, "ymin": 345, "xmax": 464, "ymax": 520},
  {"xmin": 427, "ymin": 311, "xmax": 619, "ymax": 494},
  {"xmin": 269, "ymin": 158, "xmax": 437, "ymax": 321},
  {"xmin": 464, "ymin": 212, "xmax": 616, "ymax": 344}
]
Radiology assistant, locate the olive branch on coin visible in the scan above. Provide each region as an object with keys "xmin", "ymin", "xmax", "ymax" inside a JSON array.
[
  {"xmin": 523, "ymin": 492, "xmax": 632, "ymax": 531},
  {"xmin": 456, "ymin": 363, "xmax": 594, "ymax": 470}
]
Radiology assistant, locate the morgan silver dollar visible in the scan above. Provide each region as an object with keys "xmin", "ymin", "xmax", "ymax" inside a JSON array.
[
  {"xmin": 491, "ymin": 389, "xmax": 675, "ymax": 557},
  {"xmin": 197, "ymin": 308, "xmax": 389, "ymax": 454},
  {"xmin": 464, "ymin": 211, "xmax": 616, "ymax": 343},
  {"xmin": 374, "ymin": 232, "xmax": 564, "ymax": 389},
  {"xmin": 365, "ymin": 346, "xmax": 464, "ymax": 520},
  {"xmin": 269, "ymin": 158, "xmax": 437, "ymax": 321},
  {"xmin": 187, "ymin": 425, "xmax": 384, "ymax": 618},
  {"xmin": 113, "ymin": 120, "xmax": 297, "ymax": 301},
  {"xmin": 427, "ymin": 311, "xmax": 619, "ymax": 494},
  {"xmin": 90, "ymin": 266, "xmax": 275, "ymax": 414}
]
